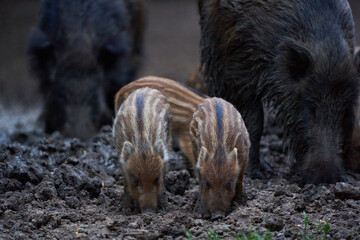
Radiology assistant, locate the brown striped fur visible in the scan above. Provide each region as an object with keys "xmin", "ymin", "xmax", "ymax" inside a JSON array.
[
  {"xmin": 115, "ymin": 76, "xmax": 207, "ymax": 170},
  {"xmin": 113, "ymin": 88, "xmax": 172, "ymax": 213},
  {"xmin": 190, "ymin": 98, "xmax": 250, "ymax": 218},
  {"xmin": 185, "ymin": 64, "xmax": 208, "ymax": 95}
]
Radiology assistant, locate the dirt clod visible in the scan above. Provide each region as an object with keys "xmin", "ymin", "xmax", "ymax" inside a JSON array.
[
  {"xmin": 333, "ymin": 182, "xmax": 360, "ymax": 200},
  {"xmin": 165, "ymin": 170, "xmax": 191, "ymax": 195},
  {"xmin": 265, "ymin": 217, "xmax": 284, "ymax": 232}
]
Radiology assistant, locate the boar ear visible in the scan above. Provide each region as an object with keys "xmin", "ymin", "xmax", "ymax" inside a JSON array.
[
  {"xmin": 197, "ymin": 146, "xmax": 208, "ymax": 170},
  {"xmin": 121, "ymin": 141, "xmax": 134, "ymax": 164},
  {"xmin": 99, "ymin": 33, "xmax": 129, "ymax": 70},
  {"xmin": 155, "ymin": 140, "xmax": 166, "ymax": 160},
  {"xmin": 27, "ymin": 28, "xmax": 52, "ymax": 52},
  {"xmin": 104, "ymin": 33, "xmax": 129, "ymax": 55},
  {"xmin": 278, "ymin": 39, "xmax": 313, "ymax": 82}
]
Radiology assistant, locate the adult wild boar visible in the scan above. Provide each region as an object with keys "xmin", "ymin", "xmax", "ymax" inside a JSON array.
[
  {"xmin": 198, "ymin": 0, "xmax": 360, "ymax": 184},
  {"xmin": 28, "ymin": 0, "xmax": 144, "ymax": 139}
]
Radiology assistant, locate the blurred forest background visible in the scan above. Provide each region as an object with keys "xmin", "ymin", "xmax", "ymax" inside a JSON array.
[{"xmin": 0, "ymin": 0, "xmax": 360, "ymax": 130}]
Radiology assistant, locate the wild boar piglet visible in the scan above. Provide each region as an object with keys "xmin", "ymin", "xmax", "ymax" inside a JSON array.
[
  {"xmin": 190, "ymin": 98, "xmax": 250, "ymax": 219},
  {"xmin": 113, "ymin": 87, "xmax": 172, "ymax": 213}
]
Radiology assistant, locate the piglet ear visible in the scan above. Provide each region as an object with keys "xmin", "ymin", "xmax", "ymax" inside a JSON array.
[
  {"xmin": 155, "ymin": 140, "xmax": 166, "ymax": 160},
  {"xmin": 27, "ymin": 28, "xmax": 52, "ymax": 53},
  {"xmin": 121, "ymin": 141, "xmax": 134, "ymax": 164},
  {"xmin": 196, "ymin": 146, "xmax": 208, "ymax": 170},
  {"xmin": 229, "ymin": 148, "xmax": 238, "ymax": 162}
]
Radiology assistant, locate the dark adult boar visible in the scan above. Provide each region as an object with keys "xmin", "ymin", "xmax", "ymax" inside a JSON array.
[
  {"xmin": 28, "ymin": 0, "xmax": 144, "ymax": 139},
  {"xmin": 199, "ymin": 0, "xmax": 360, "ymax": 184}
]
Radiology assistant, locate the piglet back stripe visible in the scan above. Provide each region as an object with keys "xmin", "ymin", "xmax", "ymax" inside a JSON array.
[
  {"xmin": 113, "ymin": 87, "xmax": 171, "ymax": 157},
  {"xmin": 191, "ymin": 98, "xmax": 250, "ymax": 154}
]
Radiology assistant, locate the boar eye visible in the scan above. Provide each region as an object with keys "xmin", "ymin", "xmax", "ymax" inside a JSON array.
[
  {"xmin": 154, "ymin": 176, "xmax": 160, "ymax": 185},
  {"xmin": 204, "ymin": 179, "xmax": 211, "ymax": 189},
  {"xmin": 131, "ymin": 175, "xmax": 139, "ymax": 187},
  {"xmin": 225, "ymin": 181, "xmax": 232, "ymax": 190}
]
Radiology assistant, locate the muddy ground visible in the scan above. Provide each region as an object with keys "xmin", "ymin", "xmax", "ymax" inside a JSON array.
[
  {"xmin": 1, "ymin": 0, "xmax": 360, "ymax": 239},
  {"xmin": 0, "ymin": 124, "xmax": 360, "ymax": 240}
]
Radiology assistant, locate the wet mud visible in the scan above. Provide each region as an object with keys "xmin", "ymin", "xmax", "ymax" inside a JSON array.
[{"xmin": 0, "ymin": 124, "xmax": 359, "ymax": 240}]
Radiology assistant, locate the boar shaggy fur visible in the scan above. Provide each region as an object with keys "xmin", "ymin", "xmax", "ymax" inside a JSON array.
[
  {"xmin": 199, "ymin": 0, "xmax": 360, "ymax": 184},
  {"xmin": 28, "ymin": 0, "xmax": 144, "ymax": 139}
]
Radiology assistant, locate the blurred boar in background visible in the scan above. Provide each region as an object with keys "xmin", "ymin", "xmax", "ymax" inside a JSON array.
[
  {"xmin": 28, "ymin": 0, "xmax": 144, "ymax": 139},
  {"xmin": 199, "ymin": 0, "xmax": 360, "ymax": 184},
  {"xmin": 190, "ymin": 98, "xmax": 250, "ymax": 219},
  {"xmin": 113, "ymin": 88, "xmax": 172, "ymax": 213}
]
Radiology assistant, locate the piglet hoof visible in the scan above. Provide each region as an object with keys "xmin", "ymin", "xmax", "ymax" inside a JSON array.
[
  {"xmin": 142, "ymin": 208, "xmax": 155, "ymax": 215},
  {"xmin": 211, "ymin": 211, "xmax": 225, "ymax": 221}
]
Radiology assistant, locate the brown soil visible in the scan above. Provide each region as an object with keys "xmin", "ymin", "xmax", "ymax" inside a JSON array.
[
  {"xmin": 0, "ymin": 125, "xmax": 359, "ymax": 239},
  {"xmin": 1, "ymin": 1, "xmax": 360, "ymax": 239}
]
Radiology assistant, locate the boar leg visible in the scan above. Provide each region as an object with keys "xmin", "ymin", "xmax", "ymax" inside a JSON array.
[
  {"xmin": 239, "ymin": 99, "xmax": 272, "ymax": 178},
  {"xmin": 43, "ymin": 97, "xmax": 66, "ymax": 134}
]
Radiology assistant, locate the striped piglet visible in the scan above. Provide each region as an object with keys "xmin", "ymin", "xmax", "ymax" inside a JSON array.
[{"xmin": 113, "ymin": 88, "xmax": 172, "ymax": 213}]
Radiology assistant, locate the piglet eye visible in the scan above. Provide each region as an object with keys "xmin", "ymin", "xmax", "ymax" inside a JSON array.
[
  {"xmin": 205, "ymin": 180, "xmax": 211, "ymax": 189},
  {"xmin": 225, "ymin": 181, "xmax": 232, "ymax": 190},
  {"xmin": 131, "ymin": 175, "xmax": 139, "ymax": 187},
  {"xmin": 154, "ymin": 176, "xmax": 160, "ymax": 185}
]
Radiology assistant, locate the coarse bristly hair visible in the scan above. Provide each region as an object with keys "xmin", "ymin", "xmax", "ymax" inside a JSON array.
[
  {"xmin": 190, "ymin": 97, "xmax": 250, "ymax": 216},
  {"xmin": 27, "ymin": 0, "xmax": 145, "ymax": 139},
  {"xmin": 112, "ymin": 87, "xmax": 172, "ymax": 212},
  {"xmin": 199, "ymin": 0, "xmax": 360, "ymax": 184},
  {"xmin": 113, "ymin": 87, "xmax": 172, "ymax": 164},
  {"xmin": 114, "ymin": 76, "xmax": 207, "ymax": 170}
]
